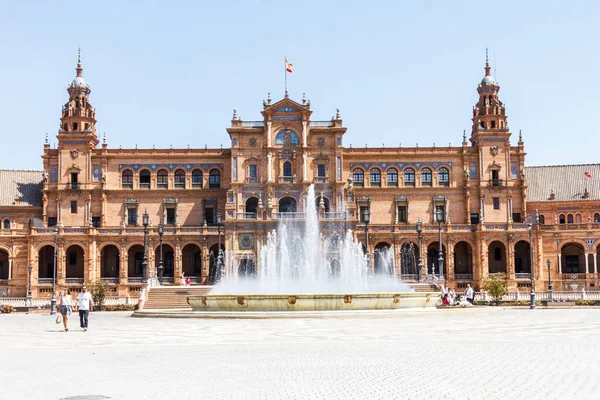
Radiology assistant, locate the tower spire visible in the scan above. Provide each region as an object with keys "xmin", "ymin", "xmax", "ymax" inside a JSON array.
[
  {"xmin": 485, "ymin": 47, "xmax": 491, "ymax": 76},
  {"xmin": 76, "ymin": 47, "xmax": 83, "ymax": 77}
]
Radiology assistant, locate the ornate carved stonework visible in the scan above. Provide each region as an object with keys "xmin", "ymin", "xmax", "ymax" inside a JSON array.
[{"xmin": 70, "ymin": 149, "xmax": 79, "ymax": 159}]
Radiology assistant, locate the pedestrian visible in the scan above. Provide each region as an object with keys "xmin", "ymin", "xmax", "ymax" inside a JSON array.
[
  {"xmin": 465, "ymin": 283, "xmax": 474, "ymax": 304},
  {"xmin": 77, "ymin": 285, "xmax": 93, "ymax": 331},
  {"xmin": 57, "ymin": 289, "xmax": 73, "ymax": 332},
  {"xmin": 180, "ymin": 272, "xmax": 186, "ymax": 286}
]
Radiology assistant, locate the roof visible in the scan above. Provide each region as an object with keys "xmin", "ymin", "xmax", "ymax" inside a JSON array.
[
  {"xmin": 0, "ymin": 170, "xmax": 44, "ymax": 207},
  {"xmin": 525, "ymin": 164, "xmax": 600, "ymax": 202}
]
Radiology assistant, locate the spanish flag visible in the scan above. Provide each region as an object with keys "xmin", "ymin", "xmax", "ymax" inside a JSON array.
[{"xmin": 285, "ymin": 59, "xmax": 293, "ymax": 73}]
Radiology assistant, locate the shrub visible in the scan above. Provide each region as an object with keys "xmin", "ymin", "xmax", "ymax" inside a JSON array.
[
  {"xmin": 102, "ymin": 304, "xmax": 136, "ymax": 312},
  {"xmin": 1, "ymin": 304, "xmax": 15, "ymax": 314},
  {"xmin": 481, "ymin": 273, "xmax": 508, "ymax": 306},
  {"xmin": 87, "ymin": 280, "xmax": 109, "ymax": 311},
  {"xmin": 575, "ymin": 300, "xmax": 600, "ymax": 306}
]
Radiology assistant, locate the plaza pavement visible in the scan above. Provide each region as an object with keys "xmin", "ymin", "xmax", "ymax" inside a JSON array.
[{"xmin": 0, "ymin": 308, "xmax": 599, "ymax": 400}]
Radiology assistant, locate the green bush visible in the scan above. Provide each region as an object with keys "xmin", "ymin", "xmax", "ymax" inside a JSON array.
[
  {"xmin": 575, "ymin": 300, "xmax": 600, "ymax": 306},
  {"xmin": 102, "ymin": 304, "xmax": 136, "ymax": 312},
  {"xmin": 481, "ymin": 273, "xmax": 509, "ymax": 306},
  {"xmin": 87, "ymin": 280, "xmax": 109, "ymax": 311}
]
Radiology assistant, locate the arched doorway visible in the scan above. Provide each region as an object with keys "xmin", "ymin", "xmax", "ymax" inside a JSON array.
[
  {"xmin": 128, "ymin": 245, "xmax": 145, "ymax": 279},
  {"xmin": 513, "ymin": 241, "xmax": 531, "ymax": 274},
  {"xmin": 208, "ymin": 243, "xmax": 226, "ymax": 285},
  {"xmin": 453, "ymin": 242, "xmax": 473, "ymax": 277},
  {"xmin": 400, "ymin": 242, "xmax": 419, "ymax": 277},
  {"xmin": 488, "ymin": 241, "xmax": 507, "ymax": 274},
  {"xmin": 245, "ymin": 197, "xmax": 259, "ymax": 216},
  {"xmin": 314, "ymin": 195, "xmax": 331, "ymax": 213},
  {"xmin": 374, "ymin": 242, "xmax": 393, "ymax": 275},
  {"xmin": 427, "ymin": 243, "xmax": 446, "ymax": 275},
  {"xmin": 561, "ymin": 243, "xmax": 585, "ymax": 273},
  {"xmin": 238, "ymin": 258, "xmax": 256, "ymax": 279},
  {"xmin": 278, "ymin": 197, "xmax": 297, "ymax": 213},
  {"xmin": 154, "ymin": 244, "xmax": 175, "ymax": 282},
  {"xmin": 0, "ymin": 250, "xmax": 8, "ymax": 280},
  {"xmin": 65, "ymin": 245, "xmax": 85, "ymax": 280},
  {"xmin": 329, "ymin": 258, "xmax": 341, "ymax": 278},
  {"xmin": 100, "ymin": 245, "xmax": 120, "ymax": 279},
  {"xmin": 182, "ymin": 244, "xmax": 201, "ymax": 281},
  {"xmin": 38, "ymin": 245, "xmax": 55, "ymax": 280}
]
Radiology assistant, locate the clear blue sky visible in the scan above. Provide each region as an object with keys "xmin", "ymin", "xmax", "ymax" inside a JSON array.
[{"xmin": 1, "ymin": 1, "xmax": 598, "ymax": 170}]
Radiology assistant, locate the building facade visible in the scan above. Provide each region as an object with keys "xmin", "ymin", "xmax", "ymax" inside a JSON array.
[{"xmin": 1, "ymin": 56, "xmax": 599, "ymax": 298}]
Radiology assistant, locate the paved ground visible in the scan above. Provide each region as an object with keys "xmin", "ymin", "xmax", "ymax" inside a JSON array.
[{"xmin": 1, "ymin": 308, "xmax": 599, "ymax": 400}]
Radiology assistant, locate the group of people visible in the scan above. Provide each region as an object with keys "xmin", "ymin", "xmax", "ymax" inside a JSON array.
[
  {"xmin": 180, "ymin": 273, "xmax": 191, "ymax": 286},
  {"xmin": 56, "ymin": 285, "xmax": 93, "ymax": 332},
  {"xmin": 440, "ymin": 283, "xmax": 474, "ymax": 307}
]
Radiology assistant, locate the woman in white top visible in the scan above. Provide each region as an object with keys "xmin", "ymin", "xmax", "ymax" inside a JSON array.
[{"xmin": 57, "ymin": 289, "xmax": 73, "ymax": 332}]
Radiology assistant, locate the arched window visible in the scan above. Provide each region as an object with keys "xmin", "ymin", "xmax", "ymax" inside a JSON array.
[
  {"xmin": 139, "ymin": 170, "xmax": 151, "ymax": 189},
  {"xmin": 353, "ymin": 169, "xmax": 364, "ymax": 187},
  {"xmin": 2, "ymin": 219, "xmax": 10, "ymax": 230},
  {"xmin": 157, "ymin": 169, "xmax": 168, "ymax": 189},
  {"xmin": 283, "ymin": 161, "xmax": 292, "ymax": 179},
  {"xmin": 369, "ymin": 168, "xmax": 381, "ymax": 187},
  {"xmin": 421, "ymin": 168, "xmax": 432, "ymax": 186},
  {"xmin": 438, "ymin": 168, "xmax": 450, "ymax": 187},
  {"xmin": 404, "ymin": 168, "xmax": 415, "ymax": 186},
  {"xmin": 594, "ymin": 213, "xmax": 600, "ymax": 223},
  {"xmin": 274, "ymin": 129, "xmax": 300, "ymax": 146},
  {"xmin": 122, "ymin": 170, "xmax": 133, "ymax": 188},
  {"xmin": 174, "ymin": 169, "xmax": 186, "ymax": 188},
  {"xmin": 387, "ymin": 168, "xmax": 398, "ymax": 187},
  {"xmin": 192, "ymin": 169, "xmax": 203, "ymax": 188},
  {"xmin": 559, "ymin": 214, "xmax": 565, "ymax": 224},
  {"xmin": 209, "ymin": 169, "xmax": 221, "ymax": 189},
  {"xmin": 575, "ymin": 214, "xmax": 582, "ymax": 223},
  {"xmin": 567, "ymin": 214, "xmax": 574, "ymax": 224}
]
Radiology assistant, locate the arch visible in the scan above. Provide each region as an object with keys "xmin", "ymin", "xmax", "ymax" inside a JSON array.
[
  {"xmin": 128, "ymin": 244, "xmax": 145, "ymax": 278},
  {"xmin": 121, "ymin": 169, "xmax": 133, "ymax": 188},
  {"xmin": 100, "ymin": 245, "xmax": 120, "ymax": 278},
  {"xmin": 314, "ymin": 195, "xmax": 331, "ymax": 213},
  {"xmin": 174, "ymin": 169, "xmax": 186, "ymax": 188},
  {"xmin": 274, "ymin": 129, "xmax": 300, "ymax": 146},
  {"xmin": 278, "ymin": 197, "xmax": 297, "ymax": 213},
  {"xmin": 2, "ymin": 219, "xmax": 10, "ymax": 230},
  {"xmin": 157, "ymin": 169, "xmax": 169, "ymax": 189},
  {"xmin": 65, "ymin": 245, "xmax": 85, "ymax": 278},
  {"xmin": 453, "ymin": 241, "xmax": 473, "ymax": 275},
  {"xmin": 403, "ymin": 168, "xmax": 415, "ymax": 186},
  {"xmin": 386, "ymin": 168, "xmax": 398, "ymax": 186},
  {"xmin": 245, "ymin": 197, "xmax": 259, "ymax": 214},
  {"xmin": 192, "ymin": 169, "xmax": 203, "ymax": 188},
  {"xmin": 38, "ymin": 245, "xmax": 55, "ymax": 279},
  {"xmin": 283, "ymin": 161, "xmax": 293, "ymax": 177},
  {"xmin": 182, "ymin": 244, "xmax": 201, "ymax": 278},
  {"xmin": 154, "ymin": 244, "xmax": 175, "ymax": 280},
  {"xmin": 561, "ymin": 243, "xmax": 585, "ymax": 273},
  {"xmin": 139, "ymin": 169, "xmax": 151, "ymax": 188},
  {"xmin": 539, "ymin": 215, "xmax": 546, "ymax": 225},
  {"xmin": 0, "ymin": 249, "xmax": 9, "ymax": 280},
  {"xmin": 399, "ymin": 241, "xmax": 419, "ymax": 277},
  {"xmin": 575, "ymin": 213, "xmax": 582, "ymax": 223},
  {"xmin": 369, "ymin": 168, "xmax": 381, "ymax": 187},
  {"xmin": 559, "ymin": 214, "xmax": 565, "ymax": 224},
  {"xmin": 513, "ymin": 240, "xmax": 531, "ymax": 274},
  {"xmin": 208, "ymin": 243, "xmax": 226, "ymax": 285},
  {"xmin": 238, "ymin": 258, "xmax": 256, "ymax": 279},
  {"xmin": 374, "ymin": 242, "xmax": 393, "ymax": 275},
  {"xmin": 567, "ymin": 214, "xmax": 574, "ymax": 224},
  {"xmin": 209, "ymin": 169, "xmax": 221, "ymax": 188},
  {"xmin": 438, "ymin": 167, "xmax": 450, "ymax": 186},
  {"xmin": 594, "ymin": 212, "xmax": 600, "ymax": 223},
  {"xmin": 352, "ymin": 168, "xmax": 364, "ymax": 186},
  {"xmin": 421, "ymin": 167, "xmax": 432, "ymax": 186},
  {"xmin": 329, "ymin": 258, "xmax": 341, "ymax": 279},
  {"xmin": 488, "ymin": 241, "xmax": 507, "ymax": 274},
  {"xmin": 427, "ymin": 243, "xmax": 447, "ymax": 275}
]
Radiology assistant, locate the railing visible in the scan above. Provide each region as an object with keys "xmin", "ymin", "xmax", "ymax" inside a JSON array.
[
  {"xmin": 158, "ymin": 277, "xmax": 174, "ymax": 284},
  {"xmin": 562, "ymin": 273, "xmax": 587, "ymax": 280},
  {"xmin": 245, "ymin": 177, "xmax": 261, "ymax": 184},
  {"xmin": 324, "ymin": 212, "xmax": 346, "ymax": 220},
  {"xmin": 474, "ymin": 291, "xmax": 600, "ymax": 302},
  {"xmin": 310, "ymin": 121, "xmax": 334, "ymax": 127},
  {"xmin": 38, "ymin": 278, "xmax": 54, "ymax": 285},
  {"xmin": 279, "ymin": 177, "xmax": 297, "ymax": 183},
  {"xmin": 515, "ymin": 273, "xmax": 532, "ymax": 280},
  {"xmin": 488, "ymin": 179, "xmax": 504, "ymax": 187},
  {"xmin": 0, "ymin": 296, "xmax": 139, "ymax": 308},
  {"xmin": 273, "ymin": 212, "xmax": 305, "ymax": 220},
  {"xmin": 140, "ymin": 182, "xmax": 150, "ymax": 189},
  {"xmin": 400, "ymin": 274, "xmax": 418, "ymax": 281},
  {"xmin": 241, "ymin": 121, "xmax": 265, "ymax": 127},
  {"xmin": 425, "ymin": 274, "xmax": 440, "ymax": 289},
  {"xmin": 101, "ymin": 277, "xmax": 119, "ymax": 284},
  {"xmin": 66, "ymin": 182, "xmax": 80, "ymax": 190},
  {"xmin": 65, "ymin": 278, "xmax": 84, "ymax": 284},
  {"xmin": 454, "ymin": 274, "xmax": 473, "ymax": 281},
  {"xmin": 127, "ymin": 277, "xmax": 144, "ymax": 284},
  {"xmin": 314, "ymin": 177, "xmax": 329, "ymax": 183},
  {"xmin": 189, "ymin": 276, "xmax": 202, "ymax": 283},
  {"xmin": 237, "ymin": 212, "xmax": 257, "ymax": 220}
]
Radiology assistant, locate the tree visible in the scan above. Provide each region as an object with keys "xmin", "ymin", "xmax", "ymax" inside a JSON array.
[
  {"xmin": 87, "ymin": 280, "xmax": 109, "ymax": 311},
  {"xmin": 482, "ymin": 273, "xmax": 508, "ymax": 306}
]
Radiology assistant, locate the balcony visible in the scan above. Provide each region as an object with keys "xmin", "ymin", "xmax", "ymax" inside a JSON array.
[
  {"xmin": 324, "ymin": 212, "xmax": 346, "ymax": 220},
  {"xmin": 515, "ymin": 273, "xmax": 531, "ymax": 280},
  {"xmin": 246, "ymin": 177, "xmax": 261, "ymax": 184},
  {"xmin": 488, "ymin": 179, "xmax": 504, "ymax": 187},
  {"xmin": 101, "ymin": 277, "xmax": 119, "ymax": 284},
  {"xmin": 454, "ymin": 274, "xmax": 473, "ymax": 281},
  {"xmin": 128, "ymin": 277, "xmax": 144, "ymax": 284},
  {"xmin": 279, "ymin": 177, "xmax": 297, "ymax": 183},
  {"xmin": 66, "ymin": 182, "xmax": 80, "ymax": 190},
  {"xmin": 65, "ymin": 278, "xmax": 84, "ymax": 285},
  {"xmin": 140, "ymin": 182, "xmax": 150, "ymax": 189},
  {"xmin": 237, "ymin": 212, "xmax": 257, "ymax": 220},
  {"xmin": 562, "ymin": 273, "xmax": 587, "ymax": 280},
  {"xmin": 38, "ymin": 278, "xmax": 53, "ymax": 285},
  {"xmin": 273, "ymin": 212, "xmax": 305, "ymax": 220},
  {"xmin": 400, "ymin": 274, "xmax": 419, "ymax": 281},
  {"xmin": 314, "ymin": 177, "xmax": 329, "ymax": 183}
]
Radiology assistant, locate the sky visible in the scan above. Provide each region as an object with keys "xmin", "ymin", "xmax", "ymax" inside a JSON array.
[{"xmin": 1, "ymin": 0, "xmax": 599, "ymax": 170}]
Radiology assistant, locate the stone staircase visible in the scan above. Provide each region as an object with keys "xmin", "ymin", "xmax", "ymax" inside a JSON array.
[
  {"xmin": 144, "ymin": 286, "xmax": 213, "ymax": 310},
  {"xmin": 409, "ymin": 283, "xmax": 438, "ymax": 292}
]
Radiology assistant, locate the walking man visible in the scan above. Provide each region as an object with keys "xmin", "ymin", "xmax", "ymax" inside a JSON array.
[
  {"xmin": 77, "ymin": 285, "xmax": 93, "ymax": 331},
  {"xmin": 465, "ymin": 283, "xmax": 474, "ymax": 304}
]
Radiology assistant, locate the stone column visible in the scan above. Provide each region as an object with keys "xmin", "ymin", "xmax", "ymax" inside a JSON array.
[
  {"xmin": 593, "ymin": 252, "xmax": 597, "ymax": 274},
  {"xmin": 8, "ymin": 259, "xmax": 12, "ymax": 280},
  {"xmin": 302, "ymin": 121, "xmax": 307, "ymax": 147},
  {"xmin": 120, "ymin": 244, "xmax": 128, "ymax": 286},
  {"xmin": 585, "ymin": 253, "xmax": 589, "ymax": 274},
  {"xmin": 507, "ymin": 239, "xmax": 515, "ymax": 282},
  {"xmin": 558, "ymin": 253, "xmax": 562, "ymax": 274},
  {"xmin": 447, "ymin": 242, "xmax": 455, "ymax": 283},
  {"xmin": 267, "ymin": 154, "xmax": 273, "ymax": 182},
  {"xmin": 202, "ymin": 240, "xmax": 209, "ymax": 285},
  {"xmin": 267, "ymin": 121, "xmax": 272, "ymax": 146},
  {"xmin": 303, "ymin": 154, "xmax": 308, "ymax": 182},
  {"xmin": 174, "ymin": 238, "xmax": 182, "ymax": 283}
]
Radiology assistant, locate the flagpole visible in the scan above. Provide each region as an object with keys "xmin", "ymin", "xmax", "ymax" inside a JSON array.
[{"xmin": 284, "ymin": 57, "xmax": 287, "ymax": 94}]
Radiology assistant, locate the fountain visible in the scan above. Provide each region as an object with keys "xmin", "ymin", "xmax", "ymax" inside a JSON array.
[{"xmin": 188, "ymin": 186, "xmax": 438, "ymax": 312}]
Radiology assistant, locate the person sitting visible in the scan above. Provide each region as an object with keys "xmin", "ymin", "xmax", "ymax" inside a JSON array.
[
  {"xmin": 185, "ymin": 276, "xmax": 191, "ymax": 286},
  {"xmin": 442, "ymin": 293, "xmax": 450, "ymax": 306}
]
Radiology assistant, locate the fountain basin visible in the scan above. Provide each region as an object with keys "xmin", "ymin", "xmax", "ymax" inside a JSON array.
[{"xmin": 188, "ymin": 292, "xmax": 439, "ymax": 311}]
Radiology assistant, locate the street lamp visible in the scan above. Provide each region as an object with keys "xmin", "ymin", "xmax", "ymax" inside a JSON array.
[
  {"xmin": 363, "ymin": 206, "xmax": 370, "ymax": 257},
  {"xmin": 416, "ymin": 219, "xmax": 423, "ymax": 282},
  {"xmin": 50, "ymin": 226, "xmax": 58, "ymax": 315},
  {"xmin": 27, "ymin": 264, "xmax": 33, "ymax": 306},
  {"xmin": 547, "ymin": 259, "xmax": 552, "ymax": 301},
  {"xmin": 527, "ymin": 223, "xmax": 535, "ymax": 309},
  {"xmin": 142, "ymin": 209, "xmax": 149, "ymax": 283},
  {"xmin": 436, "ymin": 207, "xmax": 445, "ymax": 280},
  {"xmin": 157, "ymin": 223, "xmax": 164, "ymax": 280},
  {"xmin": 216, "ymin": 212, "xmax": 224, "ymax": 281}
]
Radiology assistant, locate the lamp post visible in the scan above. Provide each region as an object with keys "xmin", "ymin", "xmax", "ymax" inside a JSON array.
[
  {"xmin": 363, "ymin": 206, "xmax": 370, "ymax": 271},
  {"xmin": 416, "ymin": 219, "xmax": 423, "ymax": 282},
  {"xmin": 527, "ymin": 222, "xmax": 535, "ymax": 309},
  {"xmin": 157, "ymin": 224, "xmax": 164, "ymax": 281},
  {"xmin": 27, "ymin": 264, "xmax": 33, "ymax": 306},
  {"xmin": 436, "ymin": 207, "xmax": 445, "ymax": 280},
  {"xmin": 142, "ymin": 209, "xmax": 149, "ymax": 283},
  {"xmin": 50, "ymin": 226, "xmax": 58, "ymax": 315},
  {"xmin": 547, "ymin": 259, "xmax": 552, "ymax": 301},
  {"xmin": 216, "ymin": 212, "xmax": 224, "ymax": 281}
]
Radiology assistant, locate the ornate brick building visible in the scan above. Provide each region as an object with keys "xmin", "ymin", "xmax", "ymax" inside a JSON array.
[{"xmin": 1, "ymin": 55, "xmax": 599, "ymax": 298}]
